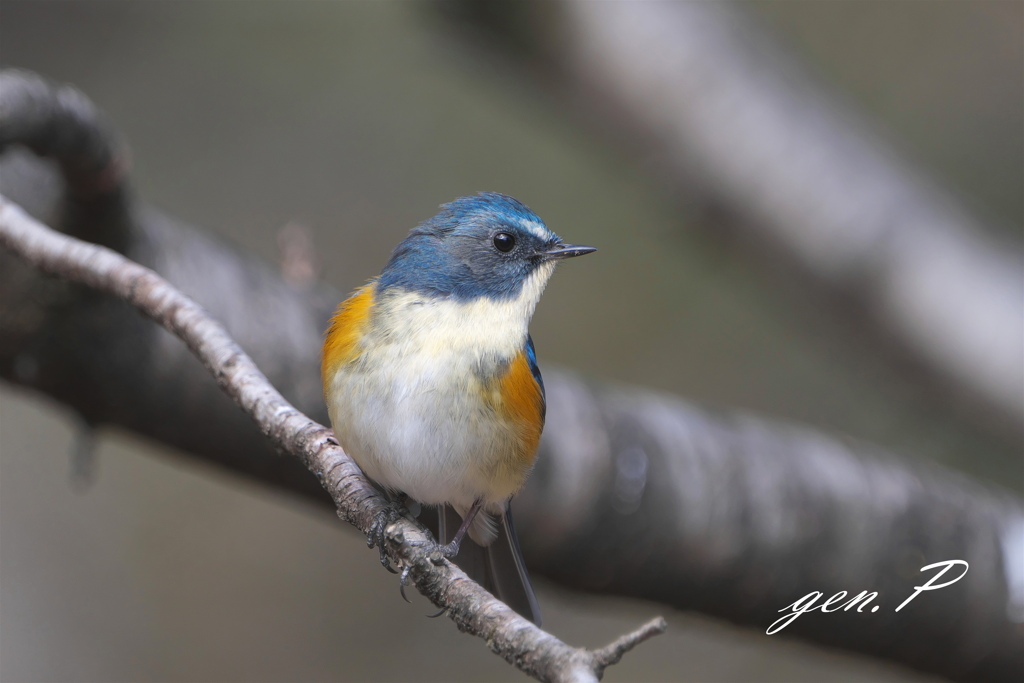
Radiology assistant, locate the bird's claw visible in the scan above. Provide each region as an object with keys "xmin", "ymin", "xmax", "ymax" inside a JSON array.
[
  {"xmin": 399, "ymin": 565, "xmax": 412, "ymax": 603},
  {"xmin": 397, "ymin": 564, "xmax": 445, "ymax": 619}
]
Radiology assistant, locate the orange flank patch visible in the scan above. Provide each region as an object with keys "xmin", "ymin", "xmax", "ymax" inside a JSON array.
[
  {"xmin": 321, "ymin": 280, "xmax": 377, "ymax": 396},
  {"xmin": 492, "ymin": 350, "xmax": 544, "ymax": 466}
]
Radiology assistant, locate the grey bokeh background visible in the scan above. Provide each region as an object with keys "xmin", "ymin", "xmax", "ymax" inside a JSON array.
[{"xmin": 1, "ymin": 1, "xmax": 1019, "ymax": 681}]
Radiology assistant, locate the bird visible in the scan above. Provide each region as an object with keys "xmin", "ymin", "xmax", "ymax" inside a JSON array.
[{"xmin": 321, "ymin": 192, "xmax": 595, "ymax": 625}]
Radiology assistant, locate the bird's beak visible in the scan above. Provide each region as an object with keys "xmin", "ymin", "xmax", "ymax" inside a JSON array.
[{"xmin": 544, "ymin": 243, "xmax": 597, "ymax": 260}]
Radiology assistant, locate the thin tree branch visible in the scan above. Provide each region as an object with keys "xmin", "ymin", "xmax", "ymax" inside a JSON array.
[
  {"xmin": 0, "ymin": 193, "xmax": 665, "ymax": 682},
  {"xmin": 590, "ymin": 617, "xmax": 668, "ymax": 671}
]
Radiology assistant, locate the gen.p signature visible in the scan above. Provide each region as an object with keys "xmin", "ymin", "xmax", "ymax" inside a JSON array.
[{"xmin": 767, "ymin": 559, "xmax": 969, "ymax": 635}]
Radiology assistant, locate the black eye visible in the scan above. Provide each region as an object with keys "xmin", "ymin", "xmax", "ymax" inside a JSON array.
[{"xmin": 493, "ymin": 232, "xmax": 516, "ymax": 253}]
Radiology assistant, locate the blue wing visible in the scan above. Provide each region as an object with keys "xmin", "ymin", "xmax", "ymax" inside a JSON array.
[{"xmin": 525, "ymin": 334, "xmax": 546, "ymax": 424}]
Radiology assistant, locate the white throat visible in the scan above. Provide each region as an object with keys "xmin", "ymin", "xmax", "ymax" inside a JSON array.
[{"xmin": 374, "ymin": 261, "xmax": 556, "ymax": 359}]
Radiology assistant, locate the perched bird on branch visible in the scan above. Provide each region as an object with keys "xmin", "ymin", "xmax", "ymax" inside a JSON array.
[{"xmin": 322, "ymin": 192, "xmax": 595, "ymax": 624}]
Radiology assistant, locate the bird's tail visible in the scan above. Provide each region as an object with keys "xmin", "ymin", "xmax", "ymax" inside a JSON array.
[{"xmin": 433, "ymin": 503, "xmax": 541, "ymax": 626}]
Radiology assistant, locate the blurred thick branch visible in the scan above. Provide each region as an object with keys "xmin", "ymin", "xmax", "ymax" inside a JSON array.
[
  {"xmin": 439, "ymin": 0, "xmax": 1024, "ymax": 433},
  {"xmin": 2, "ymin": 70, "xmax": 1022, "ymax": 681}
]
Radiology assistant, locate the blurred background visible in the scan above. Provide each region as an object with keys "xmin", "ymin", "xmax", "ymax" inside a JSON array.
[{"xmin": 1, "ymin": 1, "xmax": 1020, "ymax": 681}]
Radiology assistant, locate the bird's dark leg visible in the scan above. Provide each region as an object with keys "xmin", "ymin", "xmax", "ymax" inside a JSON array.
[{"xmin": 438, "ymin": 497, "xmax": 484, "ymax": 558}]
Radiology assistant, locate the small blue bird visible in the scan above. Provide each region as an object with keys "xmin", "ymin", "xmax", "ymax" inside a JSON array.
[{"xmin": 321, "ymin": 192, "xmax": 595, "ymax": 624}]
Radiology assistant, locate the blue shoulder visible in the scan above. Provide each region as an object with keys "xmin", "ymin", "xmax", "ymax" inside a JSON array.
[{"xmin": 525, "ymin": 334, "xmax": 546, "ymax": 423}]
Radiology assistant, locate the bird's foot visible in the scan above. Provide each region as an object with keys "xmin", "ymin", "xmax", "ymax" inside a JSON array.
[
  {"xmin": 428, "ymin": 497, "xmax": 482, "ymax": 562},
  {"xmin": 435, "ymin": 539, "xmax": 462, "ymax": 560},
  {"xmin": 367, "ymin": 501, "xmax": 407, "ymax": 574}
]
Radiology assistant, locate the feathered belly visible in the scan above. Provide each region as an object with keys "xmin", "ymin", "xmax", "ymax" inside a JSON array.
[
  {"xmin": 326, "ymin": 346, "xmax": 537, "ymax": 510},
  {"xmin": 322, "ymin": 283, "xmax": 545, "ymax": 513}
]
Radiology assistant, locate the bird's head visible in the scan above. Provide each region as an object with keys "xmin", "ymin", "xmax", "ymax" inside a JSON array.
[{"xmin": 378, "ymin": 192, "xmax": 595, "ymax": 301}]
